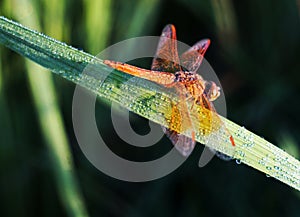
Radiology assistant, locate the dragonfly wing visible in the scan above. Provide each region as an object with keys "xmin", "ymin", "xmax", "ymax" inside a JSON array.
[
  {"xmin": 198, "ymin": 94, "xmax": 235, "ymax": 161},
  {"xmin": 162, "ymin": 127, "xmax": 195, "ymax": 157},
  {"xmin": 214, "ymin": 150, "xmax": 233, "ymax": 161},
  {"xmin": 180, "ymin": 39, "xmax": 210, "ymax": 72},
  {"xmin": 163, "ymin": 88, "xmax": 196, "ymax": 157},
  {"xmin": 151, "ymin": 24, "xmax": 181, "ymax": 73}
]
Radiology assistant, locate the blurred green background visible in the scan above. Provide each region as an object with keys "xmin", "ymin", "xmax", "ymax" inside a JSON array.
[{"xmin": 0, "ymin": 0, "xmax": 300, "ymax": 216}]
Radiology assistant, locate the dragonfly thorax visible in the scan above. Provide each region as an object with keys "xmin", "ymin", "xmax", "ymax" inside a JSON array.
[
  {"xmin": 174, "ymin": 71, "xmax": 206, "ymax": 98},
  {"xmin": 175, "ymin": 71, "xmax": 204, "ymax": 85},
  {"xmin": 174, "ymin": 71, "xmax": 220, "ymax": 102}
]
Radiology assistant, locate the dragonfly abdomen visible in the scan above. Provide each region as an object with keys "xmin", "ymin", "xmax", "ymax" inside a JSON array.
[{"xmin": 104, "ymin": 60, "xmax": 176, "ymax": 85}]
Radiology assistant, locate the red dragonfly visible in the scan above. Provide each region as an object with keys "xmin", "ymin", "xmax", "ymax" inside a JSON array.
[{"xmin": 104, "ymin": 24, "xmax": 235, "ymax": 157}]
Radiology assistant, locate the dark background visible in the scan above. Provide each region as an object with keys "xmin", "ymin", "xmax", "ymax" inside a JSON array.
[{"xmin": 0, "ymin": 0, "xmax": 300, "ymax": 216}]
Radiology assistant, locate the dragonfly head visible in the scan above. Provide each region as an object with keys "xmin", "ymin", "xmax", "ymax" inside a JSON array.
[{"xmin": 204, "ymin": 81, "xmax": 221, "ymax": 101}]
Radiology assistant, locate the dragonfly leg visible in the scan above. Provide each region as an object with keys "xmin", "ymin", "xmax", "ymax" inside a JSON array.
[{"xmin": 188, "ymin": 96, "xmax": 197, "ymax": 110}]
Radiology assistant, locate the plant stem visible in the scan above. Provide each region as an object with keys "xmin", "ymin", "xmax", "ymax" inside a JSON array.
[
  {"xmin": 0, "ymin": 16, "xmax": 299, "ymax": 191},
  {"xmin": 10, "ymin": 0, "xmax": 89, "ymax": 215}
]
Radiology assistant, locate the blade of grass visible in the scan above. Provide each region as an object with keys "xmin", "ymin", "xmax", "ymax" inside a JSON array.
[
  {"xmin": 0, "ymin": 16, "xmax": 300, "ymax": 191},
  {"xmin": 0, "ymin": 48, "xmax": 2, "ymax": 93},
  {"xmin": 211, "ymin": 0, "xmax": 238, "ymax": 49},
  {"xmin": 42, "ymin": 0, "xmax": 66, "ymax": 39},
  {"xmin": 84, "ymin": 0, "xmax": 112, "ymax": 54},
  {"xmin": 114, "ymin": 0, "xmax": 160, "ymax": 41},
  {"xmin": 0, "ymin": 46, "xmax": 12, "ymax": 146},
  {"xmin": 124, "ymin": 0, "xmax": 160, "ymax": 38},
  {"xmin": 116, "ymin": 0, "xmax": 160, "ymax": 58},
  {"xmin": 11, "ymin": 1, "xmax": 89, "ymax": 216}
]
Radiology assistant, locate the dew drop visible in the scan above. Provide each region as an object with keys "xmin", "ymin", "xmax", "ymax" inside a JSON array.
[
  {"xmin": 236, "ymin": 159, "xmax": 242, "ymax": 164},
  {"xmin": 274, "ymin": 166, "xmax": 281, "ymax": 170}
]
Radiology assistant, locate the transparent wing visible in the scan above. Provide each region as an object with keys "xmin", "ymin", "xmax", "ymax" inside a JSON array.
[
  {"xmin": 163, "ymin": 86, "xmax": 196, "ymax": 157},
  {"xmin": 162, "ymin": 128, "xmax": 195, "ymax": 157},
  {"xmin": 180, "ymin": 39, "xmax": 210, "ymax": 72},
  {"xmin": 151, "ymin": 24, "xmax": 181, "ymax": 73},
  {"xmin": 196, "ymin": 93, "xmax": 235, "ymax": 161},
  {"xmin": 214, "ymin": 150, "xmax": 233, "ymax": 161}
]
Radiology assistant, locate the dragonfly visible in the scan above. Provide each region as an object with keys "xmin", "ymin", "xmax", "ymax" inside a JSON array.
[{"xmin": 104, "ymin": 24, "xmax": 235, "ymax": 157}]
